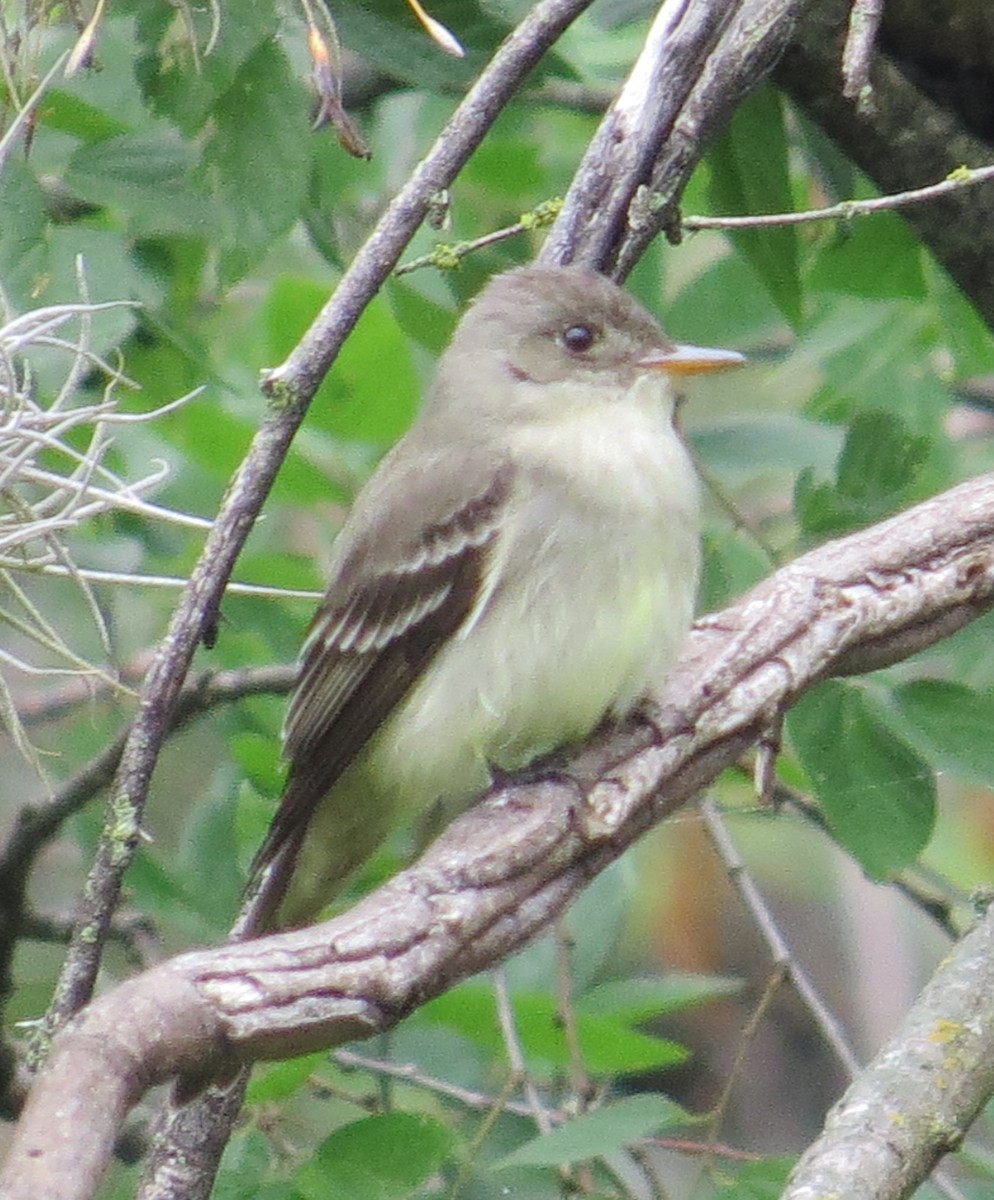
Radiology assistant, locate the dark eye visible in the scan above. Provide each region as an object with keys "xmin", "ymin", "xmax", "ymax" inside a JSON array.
[{"xmin": 560, "ymin": 324, "xmax": 596, "ymax": 354}]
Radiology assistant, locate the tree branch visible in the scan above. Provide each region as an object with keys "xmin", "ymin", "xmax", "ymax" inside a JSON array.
[
  {"xmin": 781, "ymin": 898, "xmax": 994, "ymax": 1199},
  {"xmin": 776, "ymin": 0, "xmax": 994, "ymax": 331},
  {"xmin": 4, "ymin": 471, "xmax": 994, "ymax": 1200},
  {"xmin": 540, "ymin": 0, "xmax": 812, "ymax": 276},
  {"xmin": 614, "ymin": 0, "xmax": 810, "ymax": 278}
]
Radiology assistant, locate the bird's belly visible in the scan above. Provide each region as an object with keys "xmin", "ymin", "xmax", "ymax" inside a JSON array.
[{"xmin": 372, "ymin": 505, "xmax": 697, "ymax": 813}]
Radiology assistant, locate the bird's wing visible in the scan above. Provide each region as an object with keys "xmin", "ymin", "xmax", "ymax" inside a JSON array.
[{"xmin": 246, "ymin": 458, "xmax": 512, "ymax": 907}]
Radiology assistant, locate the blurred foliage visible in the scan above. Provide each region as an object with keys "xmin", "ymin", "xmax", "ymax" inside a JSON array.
[{"xmin": 3, "ymin": 2, "xmax": 994, "ymax": 1198}]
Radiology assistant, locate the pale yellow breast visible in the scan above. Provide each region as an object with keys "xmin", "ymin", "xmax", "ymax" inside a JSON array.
[{"xmin": 375, "ymin": 389, "xmax": 700, "ymax": 810}]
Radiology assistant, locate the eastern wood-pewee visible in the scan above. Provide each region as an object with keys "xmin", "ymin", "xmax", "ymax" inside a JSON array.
[{"xmin": 245, "ymin": 265, "xmax": 743, "ymax": 933}]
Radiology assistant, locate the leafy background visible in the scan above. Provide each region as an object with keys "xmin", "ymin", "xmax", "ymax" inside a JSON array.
[{"xmin": 3, "ymin": 1, "xmax": 994, "ymax": 1197}]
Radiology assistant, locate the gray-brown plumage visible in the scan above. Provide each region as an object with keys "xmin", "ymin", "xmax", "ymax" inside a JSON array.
[{"xmin": 240, "ymin": 266, "xmax": 742, "ymax": 936}]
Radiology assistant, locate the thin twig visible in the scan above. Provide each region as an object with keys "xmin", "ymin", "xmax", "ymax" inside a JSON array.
[
  {"xmin": 699, "ymin": 797, "xmax": 862, "ymax": 1077},
  {"xmin": 333, "ymin": 1047, "xmax": 755, "ymax": 1165},
  {"xmin": 394, "ymin": 198, "xmax": 562, "ymax": 275},
  {"xmin": 554, "ymin": 917, "xmax": 593, "ymax": 1109},
  {"xmin": 683, "ymin": 163, "xmax": 994, "ymax": 232},
  {"xmin": 0, "ymin": 50, "xmax": 70, "ymax": 172},
  {"xmin": 841, "ymin": 0, "xmax": 884, "ymax": 104},
  {"xmin": 706, "ymin": 960, "xmax": 789, "ymax": 1146},
  {"xmin": 445, "ymin": 1073, "xmax": 521, "ymax": 1200},
  {"xmin": 20, "ymin": 564, "xmax": 319, "ymax": 600},
  {"xmin": 493, "ymin": 968, "xmax": 553, "ymax": 1135},
  {"xmin": 333, "ymin": 1047, "xmax": 547, "ymax": 1120}
]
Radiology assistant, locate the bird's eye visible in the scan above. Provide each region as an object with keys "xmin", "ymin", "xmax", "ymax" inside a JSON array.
[{"xmin": 560, "ymin": 324, "xmax": 597, "ymax": 354}]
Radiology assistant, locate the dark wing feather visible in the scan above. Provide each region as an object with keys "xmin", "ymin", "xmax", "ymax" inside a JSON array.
[{"xmin": 244, "ymin": 464, "xmax": 511, "ymax": 927}]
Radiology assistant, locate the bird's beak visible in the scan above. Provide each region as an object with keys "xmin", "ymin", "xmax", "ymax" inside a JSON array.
[{"xmin": 637, "ymin": 343, "xmax": 745, "ymax": 376}]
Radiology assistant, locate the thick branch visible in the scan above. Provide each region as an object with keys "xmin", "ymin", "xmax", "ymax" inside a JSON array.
[
  {"xmin": 4, "ymin": 472, "xmax": 994, "ymax": 1200},
  {"xmin": 614, "ymin": 0, "xmax": 809, "ymax": 277},
  {"xmin": 540, "ymin": 0, "xmax": 812, "ymax": 276},
  {"xmin": 781, "ymin": 899, "xmax": 994, "ymax": 1199},
  {"xmin": 777, "ymin": 0, "xmax": 994, "ymax": 330}
]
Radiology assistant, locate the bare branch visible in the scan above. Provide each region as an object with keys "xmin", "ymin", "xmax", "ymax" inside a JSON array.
[
  {"xmin": 777, "ymin": 0, "xmax": 994, "ymax": 330},
  {"xmin": 541, "ymin": 0, "xmax": 806, "ymax": 273},
  {"xmin": 700, "ymin": 799, "xmax": 862, "ymax": 1080},
  {"xmin": 781, "ymin": 900, "xmax": 994, "ymax": 1199},
  {"xmin": 682, "ymin": 162, "xmax": 994, "ymax": 231},
  {"xmin": 4, "ymin": 471, "xmax": 994, "ymax": 1200},
  {"xmin": 841, "ymin": 0, "xmax": 885, "ymax": 102}
]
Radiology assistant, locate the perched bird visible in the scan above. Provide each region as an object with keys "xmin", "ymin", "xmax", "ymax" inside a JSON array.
[{"xmin": 244, "ymin": 265, "xmax": 743, "ymax": 934}]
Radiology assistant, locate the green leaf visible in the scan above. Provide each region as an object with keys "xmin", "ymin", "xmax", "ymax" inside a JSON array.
[
  {"xmin": 135, "ymin": 0, "xmax": 280, "ymax": 134},
  {"xmin": 247, "ymin": 1052, "xmax": 327, "ymax": 1104},
  {"xmin": 67, "ymin": 133, "xmax": 196, "ymax": 190},
  {"xmin": 578, "ymin": 974, "xmax": 742, "ymax": 1021},
  {"xmin": 231, "ymin": 731, "xmax": 283, "ymax": 797},
  {"xmin": 692, "ymin": 414, "xmax": 842, "ymax": 474},
  {"xmin": 464, "ymin": 119, "xmax": 544, "ymax": 198},
  {"xmin": 199, "ymin": 40, "xmax": 310, "ymax": 284},
  {"xmin": 293, "ymin": 1113, "xmax": 453, "ymax": 1200},
  {"xmin": 235, "ymin": 781, "xmax": 277, "ymax": 877},
  {"xmin": 795, "ymin": 110, "xmax": 857, "ymax": 205},
  {"xmin": 236, "ymin": 549, "xmax": 321, "ymax": 596},
  {"xmin": 65, "ymin": 132, "xmax": 214, "ymax": 234},
  {"xmin": 804, "ymin": 301, "xmax": 951, "ymax": 431},
  {"xmin": 835, "ymin": 412, "xmax": 930, "ymax": 500},
  {"xmin": 163, "ymin": 400, "xmax": 253, "ymax": 478},
  {"xmin": 264, "ymin": 276, "xmax": 418, "ymax": 443},
  {"xmin": 888, "ymin": 680, "xmax": 994, "ymax": 788},
  {"xmin": 40, "ymin": 89, "xmax": 131, "ymax": 142},
  {"xmin": 173, "ymin": 787, "xmax": 245, "ymax": 933},
  {"xmin": 126, "ymin": 843, "xmax": 203, "ymax": 925},
  {"xmin": 496, "ymin": 1094, "xmax": 688, "ymax": 1170},
  {"xmin": 707, "ymin": 86, "xmax": 802, "ymax": 328},
  {"xmin": 0, "ymin": 158, "xmax": 48, "ymax": 303},
  {"xmin": 926, "ymin": 259, "xmax": 994, "ymax": 379},
  {"xmin": 794, "ymin": 411, "xmax": 933, "ymax": 538},
  {"xmin": 808, "ymin": 212, "xmax": 926, "ymax": 300},
  {"xmin": 787, "ymin": 681, "xmax": 936, "ymax": 878},
  {"xmin": 215, "ymin": 1128, "xmax": 281, "ymax": 1200},
  {"xmin": 699, "ymin": 529, "xmax": 772, "ymax": 612},
  {"xmin": 422, "ymin": 984, "xmax": 687, "ymax": 1077},
  {"xmin": 385, "ymin": 279, "xmax": 456, "ymax": 355},
  {"xmin": 40, "ymin": 225, "xmax": 154, "ymax": 351},
  {"xmin": 503, "ymin": 858, "xmax": 636, "ymax": 995},
  {"xmin": 714, "ymin": 1156, "xmax": 797, "ymax": 1197},
  {"xmin": 662, "ymin": 248, "xmax": 786, "ymax": 345}
]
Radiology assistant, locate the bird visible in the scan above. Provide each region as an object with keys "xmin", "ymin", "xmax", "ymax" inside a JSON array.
[{"xmin": 242, "ymin": 264, "xmax": 744, "ymax": 935}]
